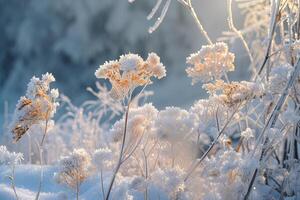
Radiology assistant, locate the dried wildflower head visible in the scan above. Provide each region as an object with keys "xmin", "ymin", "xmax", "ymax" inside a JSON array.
[
  {"xmin": 11, "ymin": 73, "xmax": 59, "ymax": 142},
  {"xmin": 186, "ymin": 42, "xmax": 235, "ymax": 84},
  {"xmin": 95, "ymin": 53, "xmax": 166, "ymax": 99},
  {"xmin": 203, "ymin": 80, "xmax": 263, "ymax": 107},
  {"xmin": 56, "ymin": 148, "xmax": 91, "ymax": 189}
]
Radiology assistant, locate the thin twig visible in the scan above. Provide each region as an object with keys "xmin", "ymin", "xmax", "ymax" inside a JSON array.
[
  {"xmin": 35, "ymin": 119, "xmax": 49, "ymax": 200},
  {"xmin": 227, "ymin": 0, "xmax": 253, "ymax": 63},
  {"xmin": 105, "ymin": 98, "xmax": 132, "ymax": 200},
  {"xmin": 253, "ymin": 0, "xmax": 280, "ymax": 80},
  {"xmin": 186, "ymin": 0, "xmax": 213, "ymax": 45},
  {"xmin": 10, "ymin": 164, "xmax": 19, "ymax": 200}
]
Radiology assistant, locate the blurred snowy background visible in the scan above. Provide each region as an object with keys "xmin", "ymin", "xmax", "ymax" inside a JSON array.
[{"xmin": 0, "ymin": 0, "xmax": 250, "ymax": 127}]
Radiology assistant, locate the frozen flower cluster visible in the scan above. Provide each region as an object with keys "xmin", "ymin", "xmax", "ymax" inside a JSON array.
[
  {"xmin": 10, "ymin": 73, "xmax": 59, "ymax": 142},
  {"xmin": 92, "ymin": 147, "xmax": 115, "ymax": 170},
  {"xmin": 156, "ymin": 107, "xmax": 196, "ymax": 141},
  {"xmin": 186, "ymin": 42, "xmax": 235, "ymax": 84},
  {"xmin": 0, "ymin": 146, "xmax": 23, "ymax": 165},
  {"xmin": 189, "ymin": 99, "xmax": 223, "ymax": 128},
  {"xmin": 189, "ymin": 149, "xmax": 258, "ymax": 200},
  {"xmin": 268, "ymin": 64, "xmax": 293, "ymax": 94},
  {"xmin": 56, "ymin": 148, "xmax": 91, "ymax": 189},
  {"xmin": 203, "ymin": 80, "xmax": 263, "ymax": 107},
  {"xmin": 151, "ymin": 167, "xmax": 187, "ymax": 199},
  {"xmin": 109, "ymin": 103, "xmax": 158, "ymax": 143},
  {"xmin": 95, "ymin": 53, "xmax": 166, "ymax": 99}
]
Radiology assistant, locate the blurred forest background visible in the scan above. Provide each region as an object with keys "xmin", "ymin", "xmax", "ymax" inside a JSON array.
[{"xmin": 0, "ymin": 0, "xmax": 250, "ymax": 126}]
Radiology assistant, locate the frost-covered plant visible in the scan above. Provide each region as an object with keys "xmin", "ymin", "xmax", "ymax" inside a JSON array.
[
  {"xmin": 109, "ymin": 103, "xmax": 158, "ymax": 145},
  {"xmin": 203, "ymin": 80, "xmax": 263, "ymax": 107},
  {"xmin": 0, "ymin": 146, "xmax": 23, "ymax": 166},
  {"xmin": 95, "ymin": 53, "xmax": 166, "ymax": 200},
  {"xmin": 11, "ymin": 73, "xmax": 59, "ymax": 143},
  {"xmin": 95, "ymin": 53, "xmax": 166, "ymax": 100},
  {"xmin": 150, "ymin": 167, "xmax": 187, "ymax": 199},
  {"xmin": 156, "ymin": 107, "xmax": 196, "ymax": 141},
  {"xmin": 86, "ymin": 82, "xmax": 124, "ymax": 120},
  {"xmin": 93, "ymin": 148, "xmax": 115, "ymax": 171},
  {"xmin": 4, "ymin": 0, "xmax": 300, "ymax": 199},
  {"xmin": 0, "ymin": 145, "xmax": 23, "ymax": 200},
  {"xmin": 9, "ymin": 73, "xmax": 59, "ymax": 200},
  {"xmin": 56, "ymin": 148, "xmax": 91, "ymax": 200},
  {"xmin": 268, "ymin": 64, "xmax": 294, "ymax": 95},
  {"xmin": 186, "ymin": 42, "xmax": 235, "ymax": 84}
]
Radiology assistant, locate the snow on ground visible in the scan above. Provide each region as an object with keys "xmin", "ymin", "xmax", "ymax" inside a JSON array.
[
  {"xmin": 0, "ymin": 165, "xmax": 175, "ymax": 200},
  {"xmin": 0, "ymin": 165, "xmax": 68, "ymax": 200}
]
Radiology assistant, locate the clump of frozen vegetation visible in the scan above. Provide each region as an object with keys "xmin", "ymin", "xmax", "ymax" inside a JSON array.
[
  {"xmin": 55, "ymin": 148, "xmax": 91, "ymax": 200},
  {"xmin": 186, "ymin": 42, "xmax": 235, "ymax": 84},
  {"xmin": 2, "ymin": 0, "xmax": 300, "ymax": 200},
  {"xmin": 10, "ymin": 73, "xmax": 59, "ymax": 143},
  {"xmin": 0, "ymin": 145, "xmax": 23, "ymax": 200}
]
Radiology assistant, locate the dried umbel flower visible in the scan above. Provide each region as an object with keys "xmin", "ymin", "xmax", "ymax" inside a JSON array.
[
  {"xmin": 56, "ymin": 148, "xmax": 91, "ymax": 189},
  {"xmin": 11, "ymin": 73, "xmax": 59, "ymax": 142},
  {"xmin": 203, "ymin": 80, "xmax": 263, "ymax": 107},
  {"xmin": 186, "ymin": 42, "xmax": 235, "ymax": 84},
  {"xmin": 95, "ymin": 53, "xmax": 166, "ymax": 99}
]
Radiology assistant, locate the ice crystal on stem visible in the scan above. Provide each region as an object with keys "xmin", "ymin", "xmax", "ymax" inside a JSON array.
[{"xmin": 186, "ymin": 42, "xmax": 235, "ymax": 84}]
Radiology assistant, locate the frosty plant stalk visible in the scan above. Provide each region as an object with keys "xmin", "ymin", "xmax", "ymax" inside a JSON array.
[
  {"xmin": 10, "ymin": 73, "xmax": 59, "ymax": 200},
  {"xmin": 0, "ymin": 146, "xmax": 23, "ymax": 200},
  {"xmin": 95, "ymin": 53, "xmax": 166, "ymax": 200}
]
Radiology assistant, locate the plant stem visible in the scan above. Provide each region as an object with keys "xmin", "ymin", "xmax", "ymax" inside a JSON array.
[
  {"xmin": 35, "ymin": 120, "xmax": 48, "ymax": 200},
  {"xmin": 105, "ymin": 99, "xmax": 131, "ymax": 200},
  {"xmin": 227, "ymin": 0, "xmax": 253, "ymax": 63},
  {"xmin": 11, "ymin": 164, "xmax": 19, "ymax": 200},
  {"xmin": 187, "ymin": 0, "xmax": 213, "ymax": 45},
  {"xmin": 253, "ymin": 0, "xmax": 280, "ymax": 80}
]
